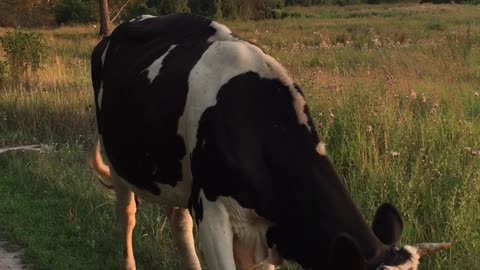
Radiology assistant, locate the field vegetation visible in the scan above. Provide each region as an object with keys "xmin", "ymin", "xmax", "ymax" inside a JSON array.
[{"xmin": 0, "ymin": 3, "xmax": 479, "ymax": 270}]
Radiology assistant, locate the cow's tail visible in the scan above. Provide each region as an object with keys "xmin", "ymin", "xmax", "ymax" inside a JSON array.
[{"xmin": 88, "ymin": 139, "xmax": 114, "ymax": 190}]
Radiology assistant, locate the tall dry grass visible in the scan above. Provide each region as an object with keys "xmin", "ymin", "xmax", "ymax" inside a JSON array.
[{"xmin": 0, "ymin": 4, "xmax": 479, "ymax": 269}]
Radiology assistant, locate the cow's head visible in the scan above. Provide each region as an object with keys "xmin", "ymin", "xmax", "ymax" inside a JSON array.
[{"xmin": 329, "ymin": 203, "xmax": 450, "ymax": 270}]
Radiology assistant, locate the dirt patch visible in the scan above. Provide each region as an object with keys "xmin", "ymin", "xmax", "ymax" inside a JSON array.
[{"xmin": 0, "ymin": 242, "xmax": 26, "ymax": 270}]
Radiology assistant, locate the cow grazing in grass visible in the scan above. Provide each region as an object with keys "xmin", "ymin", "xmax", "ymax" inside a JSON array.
[{"xmin": 89, "ymin": 13, "xmax": 450, "ymax": 270}]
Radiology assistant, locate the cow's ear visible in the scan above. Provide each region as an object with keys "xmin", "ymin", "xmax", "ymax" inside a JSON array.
[
  {"xmin": 329, "ymin": 233, "xmax": 366, "ymax": 270},
  {"xmin": 372, "ymin": 203, "xmax": 404, "ymax": 245}
]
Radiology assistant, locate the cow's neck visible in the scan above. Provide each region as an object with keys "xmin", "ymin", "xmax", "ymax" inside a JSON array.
[
  {"xmin": 263, "ymin": 131, "xmax": 386, "ymax": 268},
  {"xmin": 310, "ymin": 154, "xmax": 386, "ymax": 258}
]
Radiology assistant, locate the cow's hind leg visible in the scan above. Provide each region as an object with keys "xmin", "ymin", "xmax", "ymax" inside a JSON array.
[
  {"xmin": 168, "ymin": 207, "xmax": 201, "ymax": 270},
  {"xmin": 113, "ymin": 175, "xmax": 137, "ymax": 270},
  {"xmin": 195, "ymin": 193, "xmax": 236, "ymax": 270}
]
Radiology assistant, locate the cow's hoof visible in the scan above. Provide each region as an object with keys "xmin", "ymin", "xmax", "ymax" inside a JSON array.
[{"xmin": 124, "ymin": 262, "xmax": 136, "ymax": 270}]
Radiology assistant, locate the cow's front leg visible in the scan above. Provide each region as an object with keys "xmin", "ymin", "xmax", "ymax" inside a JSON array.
[
  {"xmin": 168, "ymin": 207, "xmax": 201, "ymax": 270},
  {"xmin": 114, "ymin": 177, "xmax": 137, "ymax": 270},
  {"xmin": 194, "ymin": 192, "xmax": 236, "ymax": 270}
]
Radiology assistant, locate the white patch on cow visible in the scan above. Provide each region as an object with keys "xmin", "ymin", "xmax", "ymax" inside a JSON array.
[
  {"xmin": 222, "ymin": 196, "xmax": 273, "ymax": 267},
  {"xmin": 144, "ymin": 44, "xmax": 177, "ymax": 84},
  {"xmin": 208, "ymin": 21, "xmax": 238, "ymax": 43},
  {"xmin": 196, "ymin": 190, "xmax": 237, "ymax": 270},
  {"xmin": 98, "ymin": 81, "xmax": 104, "ymax": 110},
  {"xmin": 101, "ymin": 41, "xmax": 109, "ymax": 68},
  {"xmin": 130, "ymin": 14, "xmax": 156, "ymax": 22},
  {"xmin": 383, "ymin": 246, "xmax": 420, "ymax": 270},
  {"xmin": 316, "ymin": 142, "xmax": 326, "ymax": 156},
  {"xmin": 195, "ymin": 191, "xmax": 276, "ymax": 269},
  {"xmin": 182, "ymin": 39, "xmax": 311, "ymax": 153}
]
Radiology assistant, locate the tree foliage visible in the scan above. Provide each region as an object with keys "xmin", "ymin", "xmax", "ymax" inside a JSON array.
[
  {"xmin": 2, "ymin": 0, "xmax": 462, "ymax": 27},
  {"xmin": 285, "ymin": 0, "xmax": 326, "ymax": 5},
  {"xmin": 118, "ymin": 2, "xmax": 155, "ymax": 21},
  {"xmin": 0, "ymin": 0, "xmax": 56, "ymax": 27},
  {"xmin": 147, "ymin": 0, "xmax": 190, "ymax": 14},
  {"xmin": 189, "ymin": 0, "xmax": 223, "ymax": 18},
  {"xmin": 55, "ymin": 0, "xmax": 95, "ymax": 24}
]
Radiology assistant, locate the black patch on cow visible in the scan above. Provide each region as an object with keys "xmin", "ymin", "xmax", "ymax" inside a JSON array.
[
  {"xmin": 90, "ymin": 36, "xmax": 110, "ymax": 129},
  {"xmin": 190, "ymin": 72, "xmax": 385, "ymax": 269},
  {"xmin": 192, "ymin": 194, "xmax": 204, "ymax": 225},
  {"xmin": 293, "ymin": 83, "xmax": 319, "ymax": 144},
  {"xmin": 91, "ymin": 13, "xmax": 215, "ymax": 194},
  {"xmin": 329, "ymin": 234, "xmax": 367, "ymax": 270},
  {"xmin": 113, "ymin": 13, "xmax": 212, "ymax": 42}
]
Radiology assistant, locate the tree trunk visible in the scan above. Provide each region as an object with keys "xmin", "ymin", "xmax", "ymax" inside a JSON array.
[{"xmin": 98, "ymin": 0, "xmax": 111, "ymax": 36}]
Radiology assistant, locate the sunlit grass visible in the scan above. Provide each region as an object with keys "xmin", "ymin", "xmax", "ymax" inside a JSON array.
[{"xmin": 0, "ymin": 3, "xmax": 479, "ymax": 269}]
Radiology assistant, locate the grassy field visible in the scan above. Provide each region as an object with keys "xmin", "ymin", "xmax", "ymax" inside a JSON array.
[{"xmin": 0, "ymin": 3, "xmax": 479, "ymax": 269}]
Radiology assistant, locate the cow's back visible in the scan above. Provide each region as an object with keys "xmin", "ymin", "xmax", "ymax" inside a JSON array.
[
  {"xmin": 91, "ymin": 14, "xmax": 223, "ymax": 199},
  {"xmin": 91, "ymin": 12, "xmax": 319, "ymax": 214}
]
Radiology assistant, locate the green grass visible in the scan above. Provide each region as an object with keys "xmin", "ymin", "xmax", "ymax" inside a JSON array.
[
  {"xmin": 1, "ymin": 3, "xmax": 480, "ymax": 269},
  {"xmin": 0, "ymin": 148, "xmax": 182, "ymax": 269}
]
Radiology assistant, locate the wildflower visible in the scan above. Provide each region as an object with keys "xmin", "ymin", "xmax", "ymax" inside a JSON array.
[
  {"xmin": 433, "ymin": 169, "xmax": 443, "ymax": 177},
  {"xmin": 328, "ymin": 108, "xmax": 335, "ymax": 120},
  {"xmin": 409, "ymin": 89, "xmax": 417, "ymax": 99},
  {"xmin": 421, "ymin": 93, "xmax": 427, "ymax": 103},
  {"xmin": 390, "ymin": 151, "xmax": 401, "ymax": 157},
  {"xmin": 320, "ymin": 40, "xmax": 331, "ymax": 49},
  {"xmin": 366, "ymin": 125, "xmax": 373, "ymax": 133}
]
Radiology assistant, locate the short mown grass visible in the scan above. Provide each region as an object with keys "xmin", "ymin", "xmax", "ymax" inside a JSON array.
[{"xmin": 1, "ymin": 3, "xmax": 479, "ymax": 269}]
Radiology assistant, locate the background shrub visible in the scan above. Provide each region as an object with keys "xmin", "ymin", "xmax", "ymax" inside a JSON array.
[
  {"xmin": 0, "ymin": 60, "xmax": 8, "ymax": 88},
  {"xmin": 0, "ymin": 29, "xmax": 48, "ymax": 84},
  {"xmin": 221, "ymin": 0, "xmax": 238, "ymax": 18},
  {"xmin": 120, "ymin": 3, "xmax": 156, "ymax": 21},
  {"xmin": 189, "ymin": 0, "xmax": 223, "ymax": 18},
  {"xmin": 147, "ymin": 0, "xmax": 190, "ymax": 15}
]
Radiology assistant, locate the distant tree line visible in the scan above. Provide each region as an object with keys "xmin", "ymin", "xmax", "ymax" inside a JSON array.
[{"xmin": 0, "ymin": 0, "xmax": 476, "ymax": 27}]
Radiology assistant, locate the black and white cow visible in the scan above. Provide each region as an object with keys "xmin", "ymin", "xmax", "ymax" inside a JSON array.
[{"xmin": 89, "ymin": 13, "xmax": 449, "ymax": 270}]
